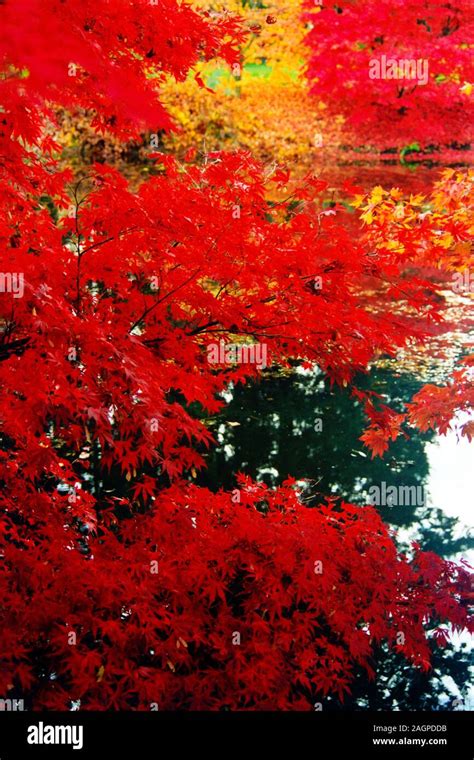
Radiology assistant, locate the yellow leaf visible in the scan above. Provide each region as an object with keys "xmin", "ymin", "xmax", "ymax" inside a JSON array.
[
  {"xmin": 369, "ymin": 186, "xmax": 385, "ymax": 205},
  {"xmin": 437, "ymin": 233, "xmax": 454, "ymax": 249},
  {"xmin": 351, "ymin": 194, "xmax": 365, "ymax": 208}
]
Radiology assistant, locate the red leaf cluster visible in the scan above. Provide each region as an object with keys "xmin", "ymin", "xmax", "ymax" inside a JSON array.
[{"xmin": 304, "ymin": 0, "xmax": 474, "ymax": 149}]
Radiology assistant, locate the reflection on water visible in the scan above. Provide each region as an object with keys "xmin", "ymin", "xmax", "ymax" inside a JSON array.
[{"xmin": 426, "ymin": 413, "xmax": 474, "ymax": 531}]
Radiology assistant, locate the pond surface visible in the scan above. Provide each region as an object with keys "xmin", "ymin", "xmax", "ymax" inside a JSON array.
[{"xmin": 426, "ymin": 415, "xmax": 474, "ymax": 533}]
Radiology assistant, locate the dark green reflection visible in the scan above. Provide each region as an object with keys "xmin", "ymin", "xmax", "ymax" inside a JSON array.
[{"xmin": 200, "ymin": 367, "xmax": 430, "ymax": 527}]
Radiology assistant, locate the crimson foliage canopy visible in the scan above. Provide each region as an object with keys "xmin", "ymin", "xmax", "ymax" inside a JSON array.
[{"xmin": 0, "ymin": 0, "xmax": 472, "ymax": 709}]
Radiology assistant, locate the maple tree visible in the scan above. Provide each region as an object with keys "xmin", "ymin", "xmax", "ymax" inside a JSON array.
[
  {"xmin": 0, "ymin": 0, "xmax": 472, "ymax": 710},
  {"xmin": 351, "ymin": 168, "xmax": 474, "ymax": 448},
  {"xmin": 304, "ymin": 0, "xmax": 474, "ymax": 151}
]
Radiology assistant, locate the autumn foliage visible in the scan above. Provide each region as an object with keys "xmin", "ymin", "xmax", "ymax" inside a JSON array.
[
  {"xmin": 305, "ymin": 0, "xmax": 474, "ymax": 150},
  {"xmin": 0, "ymin": 0, "xmax": 473, "ymax": 710}
]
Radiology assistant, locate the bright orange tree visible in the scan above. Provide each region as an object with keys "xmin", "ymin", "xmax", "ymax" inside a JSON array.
[
  {"xmin": 0, "ymin": 0, "xmax": 472, "ymax": 710},
  {"xmin": 158, "ymin": 0, "xmax": 344, "ymax": 171}
]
